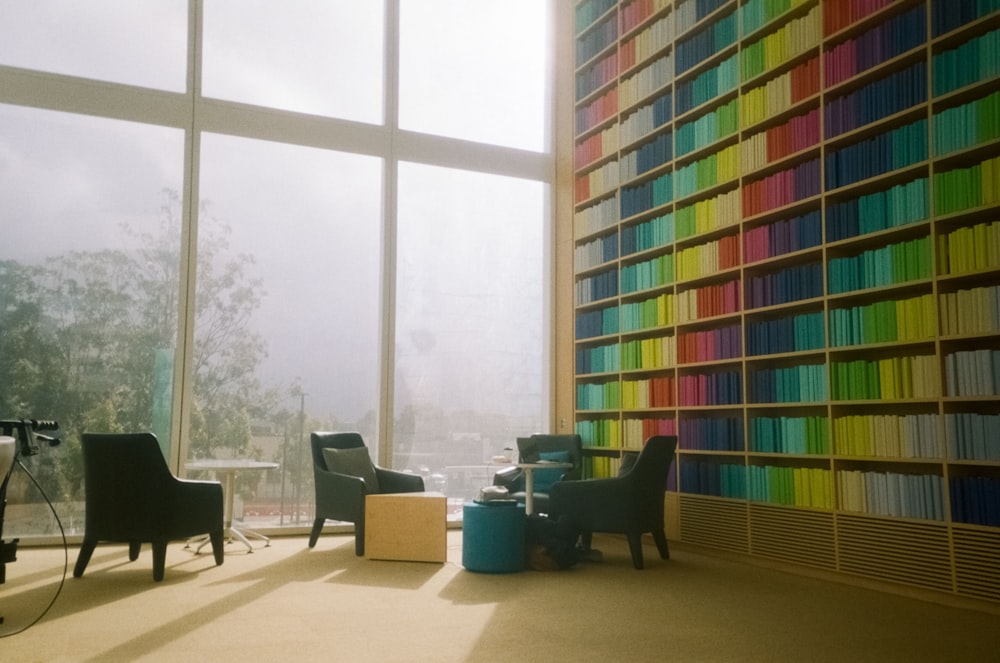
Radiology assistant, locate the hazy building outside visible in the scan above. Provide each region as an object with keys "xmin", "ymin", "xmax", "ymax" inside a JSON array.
[{"xmin": 0, "ymin": 0, "xmax": 552, "ymax": 536}]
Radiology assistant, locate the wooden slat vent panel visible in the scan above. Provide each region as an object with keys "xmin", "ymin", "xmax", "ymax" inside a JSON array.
[
  {"xmin": 953, "ymin": 528, "xmax": 1000, "ymax": 601},
  {"xmin": 836, "ymin": 514, "xmax": 952, "ymax": 592},
  {"xmin": 678, "ymin": 496, "xmax": 749, "ymax": 553},
  {"xmin": 749, "ymin": 504, "xmax": 836, "ymax": 570}
]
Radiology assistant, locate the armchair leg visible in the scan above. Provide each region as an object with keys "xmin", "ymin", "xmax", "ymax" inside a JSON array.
[
  {"xmin": 626, "ymin": 533, "xmax": 645, "ymax": 570},
  {"xmin": 354, "ymin": 521, "xmax": 365, "ymax": 556},
  {"xmin": 308, "ymin": 518, "xmax": 325, "ymax": 548},
  {"xmin": 210, "ymin": 529, "xmax": 225, "ymax": 566},
  {"xmin": 652, "ymin": 529, "xmax": 670, "ymax": 560},
  {"xmin": 73, "ymin": 539, "xmax": 97, "ymax": 578},
  {"xmin": 128, "ymin": 541, "xmax": 141, "ymax": 561},
  {"xmin": 151, "ymin": 541, "xmax": 168, "ymax": 582}
]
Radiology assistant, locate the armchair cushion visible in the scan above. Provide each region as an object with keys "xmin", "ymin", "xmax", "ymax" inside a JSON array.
[
  {"xmin": 323, "ymin": 446, "xmax": 380, "ymax": 493},
  {"xmin": 533, "ymin": 450, "xmax": 572, "ymax": 493}
]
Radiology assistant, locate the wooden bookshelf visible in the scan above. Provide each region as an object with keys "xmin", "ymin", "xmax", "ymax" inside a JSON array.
[{"xmin": 570, "ymin": 0, "xmax": 1000, "ymax": 602}]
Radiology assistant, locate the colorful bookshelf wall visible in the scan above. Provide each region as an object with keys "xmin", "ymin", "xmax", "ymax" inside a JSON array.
[{"xmin": 571, "ymin": 0, "xmax": 1000, "ymax": 602}]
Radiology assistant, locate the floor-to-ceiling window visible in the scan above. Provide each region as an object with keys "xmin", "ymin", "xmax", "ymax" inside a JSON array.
[{"xmin": 0, "ymin": 0, "xmax": 552, "ymax": 538}]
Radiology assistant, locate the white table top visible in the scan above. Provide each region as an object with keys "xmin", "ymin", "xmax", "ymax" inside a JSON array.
[{"xmin": 516, "ymin": 461, "xmax": 572, "ymax": 470}]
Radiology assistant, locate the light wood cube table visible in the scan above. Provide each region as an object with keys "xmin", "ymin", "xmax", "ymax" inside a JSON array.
[{"xmin": 364, "ymin": 492, "xmax": 447, "ymax": 563}]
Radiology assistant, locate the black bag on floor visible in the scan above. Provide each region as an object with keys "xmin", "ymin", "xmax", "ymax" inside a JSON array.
[{"xmin": 525, "ymin": 514, "xmax": 580, "ymax": 570}]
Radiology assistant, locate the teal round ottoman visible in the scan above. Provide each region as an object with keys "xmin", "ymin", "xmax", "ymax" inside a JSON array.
[{"xmin": 462, "ymin": 502, "xmax": 526, "ymax": 573}]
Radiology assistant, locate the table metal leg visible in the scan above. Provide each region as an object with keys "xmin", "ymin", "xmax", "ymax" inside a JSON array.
[{"xmin": 523, "ymin": 468, "xmax": 535, "ymax": 516}]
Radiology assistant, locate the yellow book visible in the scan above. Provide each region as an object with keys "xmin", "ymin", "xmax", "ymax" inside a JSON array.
[{"xmin": 982, "ymin": 155, "xmax": 997, "ymax": 204}]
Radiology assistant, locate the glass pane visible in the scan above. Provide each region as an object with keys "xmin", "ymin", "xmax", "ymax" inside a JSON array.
[
  {"xmin": 203, "ymin": 0, "xmax": 384, "ymax": 123},
  {"xmin": 399, "ymin": 0, "xmax": 549, "ymax": 151},
  {"xmin": 0, "ymin": 0, "xmax": 187, "ymax": 92},
  {"xmin": 0, "ymin": 103, "xmax": 184, "ymax": 539},
  {"xmin": 195, "ymin": 134, "xmax": 382, "ymax": 531},
  {"xmin": 395, "ymin": 162, "xmax": 545, "ymax": 511}
]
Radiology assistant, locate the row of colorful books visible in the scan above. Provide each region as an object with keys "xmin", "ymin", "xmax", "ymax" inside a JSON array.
[
  {"xmin": 824, "ymin": 118, "xmax": 928, "ymax": 190},
  {"xmin": 838, "ymin": 470, "xmax": 944, "ymax": 521},
  {"xmin": 932, "ymin": 89, "xmax": 1000, "ymax": 157},
  {"xmin": 933, "ymin": 155, "xmax": 1000, "ymax": 215},
  {"xmin": 575, "ymin": 87, "xmax": 617, "ymax": 137},
  {"xmin": 745, "ymin": 310, "xmax": 825, "ymax": 355},
  {"xmin": 680, "ymin": 460, "xmax": 748, "ymax": 499},
  {"xmin": 576, "ymin": 50, "xmax": 618, "ymax": 102},
  {"xmin": 745, "ymin": 261, "xmax": 823, "ymax": 308},
  {"xmin": 678, "ymin": 370, "xmax": 743, "ymax": 405},
  {"xmin": 739, "ymin": 5, "xmax": 820, "ymax": 81},
  {"xmin": 675, "ymin": 98, "xmax": 738, "ymax": 157},
  {"xmin": 828, "ymin": 293, "xmax": 937, "ymax": 346},
  {"xmin": 677, "ymin": 278, "xmax": 741, "ymax": 320},
  {"xmin": 946, "ymin": 412, "xmax": 1000, "ymax": 461},
  {"xmin": 621, "ymin": 12, "xmax": 671, "ymax": 72},
  {"xmin": 679, "ymin": 414, "xmax": 745, "ymax": 451},
  {"xmin": 622, "ymin": 375, "xmax": 677, "ymax": 408},
  {"xmin": 620, "ymin": 251, "xmax": 673, "ymax": 293},
  {"xmin": 830, "ymin": 355, "xmax": 940, "ymax": 400},
  {"xmin": 675, "ymin": 10, "xmax": 737, "ymax": 75},
  {"xmin": 950, "ymin": 476, "xmax": 1000, "ymax": 527},
  {"xmin": 938, "ymin": 284, "xmax": 1000, "ymax": 337},
  {"xmin": 576, "ymin": 10, "xmax": 616, "ymax": 65},
  {"xmin": 833, "ymin": 413, "xmax": 941, "ymax": 458},
  {"xmin": 621, "ymin": 168, "xmax": 673, "ymax": 218},
  {"xmin": 826, "ymin": 235, "xmax": 931, "ymax": 294},
  {"xmin": 822, "ymin": 0, "xmax": 895, "ymax": 37},
  {"xmin": 576, "ymin": 380, "xmax": 622, "ymax": 410},
  {"xmin": 741, "ymin": 107, "xmax": 820, "ymax": 171},
  {"xmin": 743, "ymin": 209, "xmax": 822, "ymax": 262},
  {"xmin": 622, "ymin": 335, "xmax": 677, "ymax": 370},
  {"xmin": 676, "ymin": 188, "xmax": 741, "ymax": 239},
  {"xmin": 578, "ymin": 409, "xmax": 995, "ymax": 461},
  {"xmin": 621, "ymin": 210, "xmax": 674, "ymax": 255},
  {"xmin": 574, "ymin": 229, "xmax": 618, "ymax": 272},
  {"xmin": 932, "ymin": 27, "xmax": 1000, "ymax": 96},
  {"xmin": 619, "ymin": 53, "xmax": 674, "ymax": 110},
  {"xmin": 944, "ymin": 349, "xmax": 1000, "ymax": 397},
  {"xmin": 956, "ymin": 212, "xmax": 1000, "ymax": 270},
  {"xmin": 575, "ymin": 268, "xmax": 618, "ymax": 305},
  {"xmin": 825, "ymin": 177, "xmax": 927, "ymax": 242},
  {"xmin": 621, "ymin": 130, "xmax": 673, "ymax": 180},
  {"xmin": 619, "ymin": 90, "xmax": 672, "ymax": 146},
  {"xmin": 742, "ymin": 57, "xmax": 820, "ymax": 129},
  {"xmin": 620, "ymin": 292, "xmax": 673, "ymax": 331},
  {"xmin": 575, "ymin": 305, "xmax": 618, "ymax": 339},
  {"xmin": 823, "ymin": 4, "xmax": 925, "ymax": 87},
  {"xmin": 741, "ymin": 157, "xmax": 821, "ymax": 217},
  {"xmin": 574, "ymin": 0, "xmax": 616, "ymax": 35},
  {"xmin": 931, "ymin": 0, "xmax": 1000, "ymax": 36},
  {"xmin": 749, "ymin": 465, "xmax": 833, "ymax": 508},
  {"xmin": 676, "ymin": 54, "xmax": 739, "ymax": 116},
  {"xmin": 678, "ymin": 323, "xmax": 742, "ymax": 363},
  {"xmin": 676, "ymin": 233, "xmax": 740, "ymax": 280},
  {"xmin": 750, "ymin": 415, "xmax": 829, "ymax": 455},
  {"xmin": 748, "ymin": 363, "xmax": 829, "ymax": 403},
  {"xmin": 824, "ymin": 60, "xmax": 926, "ymax": 138}
]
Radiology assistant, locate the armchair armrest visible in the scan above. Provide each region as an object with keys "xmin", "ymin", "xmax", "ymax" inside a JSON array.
[
  {"xmin": 376, "ymin": 467, "xmax": 424, "ymax": 493},
  {"xmin": 315, "ymin": 468, "xmax": 367, "ymax": 520},
  {"xmin": 549, "ymin": 476, "xmax": 640, "ymax": 530},
  {"xmin": 169, "ymin": 478, "xmax": 224, "ymax": 532}
]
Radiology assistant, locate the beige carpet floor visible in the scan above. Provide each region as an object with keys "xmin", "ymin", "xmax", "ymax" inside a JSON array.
[{"xmin": 2, "ymin": 531, "xmax": 999, "ymax": 662}]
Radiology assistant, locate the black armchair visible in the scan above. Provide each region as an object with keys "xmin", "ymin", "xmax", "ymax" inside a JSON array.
[
  {"xmin": 73, "ymin": 432, "xmax": 225, "ymax": 582},
  {"xmin": 548, "ymin": 435, "xmax": 677, "ymax": 569},
  {"xmin": 309, "ymin": 431, "xmax": 424, "ymax": 556},
  {"xmin": 493, "ymin": 433, "xmax": 583, "ymax": 514}
]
